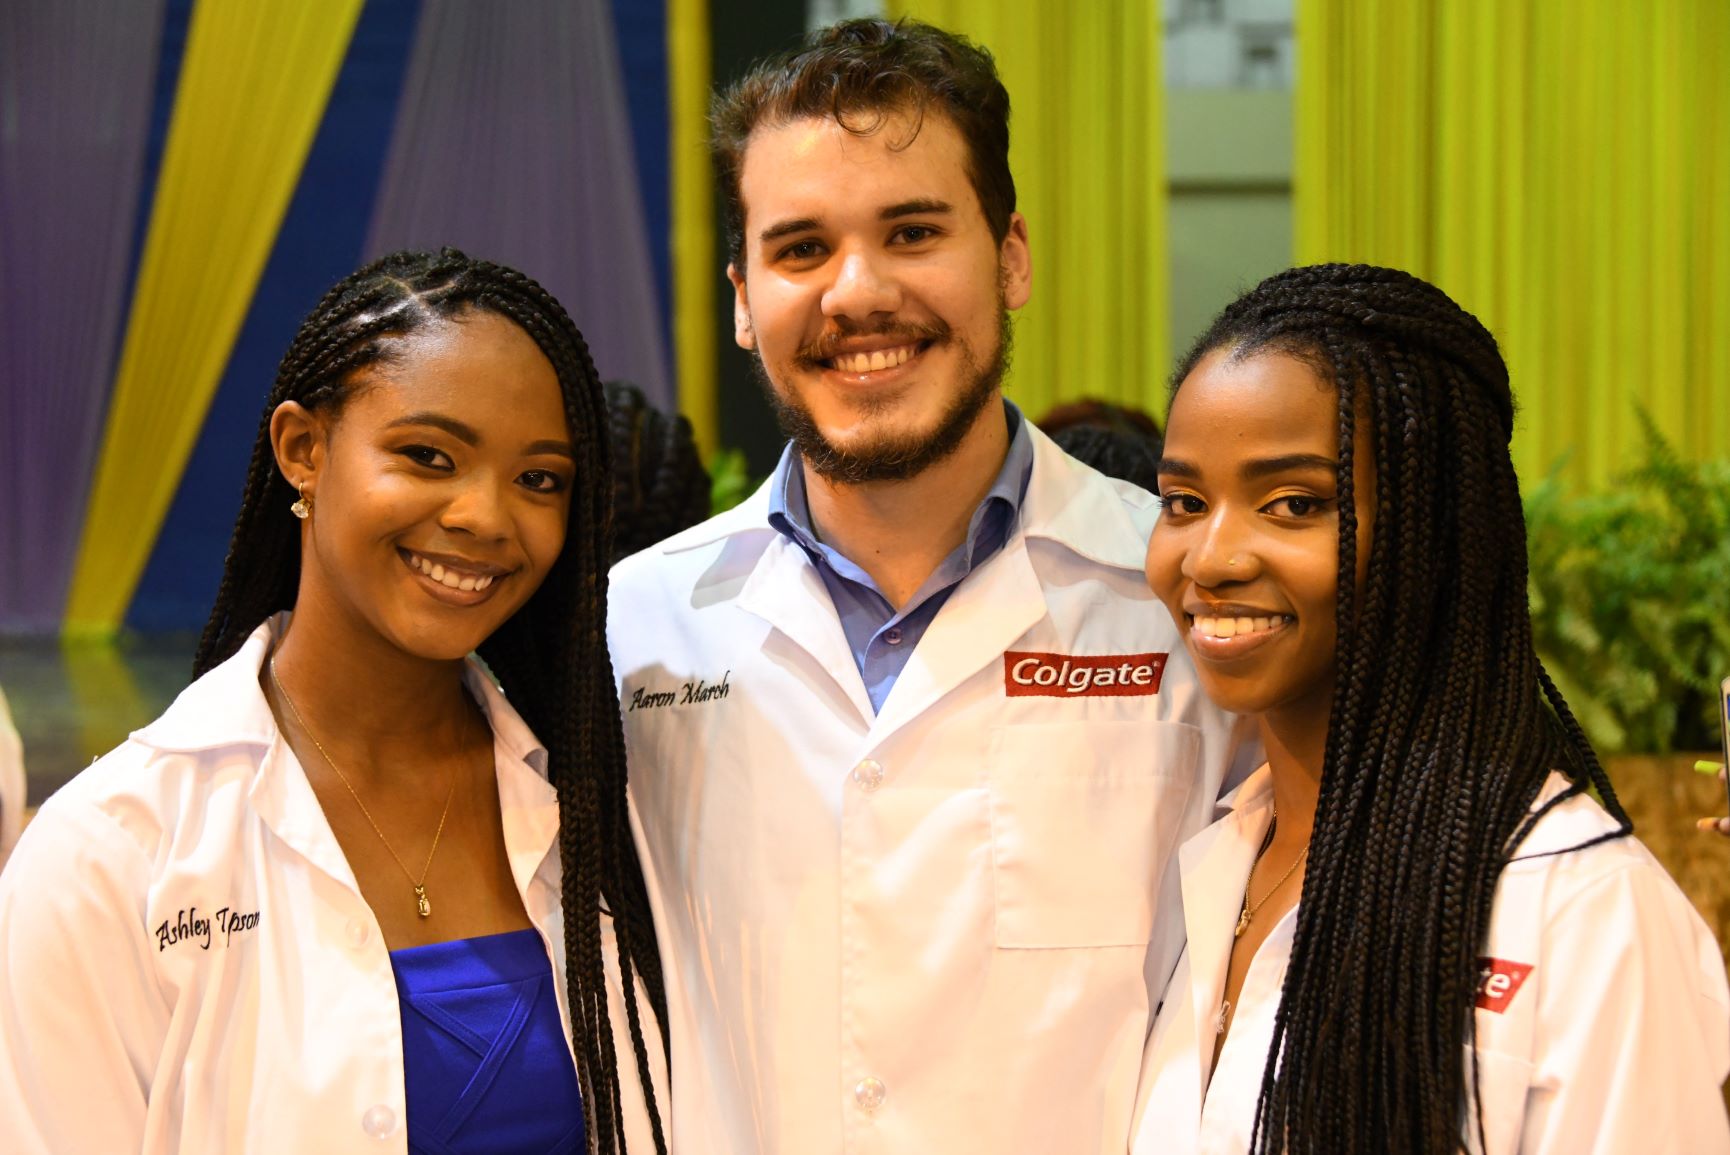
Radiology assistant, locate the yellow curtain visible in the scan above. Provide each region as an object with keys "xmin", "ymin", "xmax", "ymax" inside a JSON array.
[
  {"xmin": 63, "ymin": 0, "xmax": 364, "ymax": 637},
  {"xmin": 1296, "ymin": 0, "xmax": 1730, "ymax": 489},
  {"xmin": 886, "ymin": 1, "xmax": 1166, "ymax": 423},
  {"xmin": 669, "ymin": 0, "xmax": 718, "ymax": 458}
]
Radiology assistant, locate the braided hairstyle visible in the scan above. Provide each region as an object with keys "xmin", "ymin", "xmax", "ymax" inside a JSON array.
[
  {"xmin": 1172, "ymin": 264, "xmax": 1630, "ymax": 1154},
  {"xmin": 196, "ymin": 249, "xmax": 667, "ymax": 1154},
  {"xmin": 602, "ymin": 381, "xmax": 712, "ymax": 564}
]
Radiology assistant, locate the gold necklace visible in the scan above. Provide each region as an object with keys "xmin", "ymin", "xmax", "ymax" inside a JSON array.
[
  {"xmin": 269, "ymin": 658, "xmax": 460, "ymax": 919},
  {"xmin": 1234, "ymin": 813, "xmax": 1309, "ymax": 939}
]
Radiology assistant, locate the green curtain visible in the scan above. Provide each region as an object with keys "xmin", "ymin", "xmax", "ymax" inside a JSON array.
[
  {"xmin": 64, "ymin": 0, "xmax": 364, "ymax": 636},
  {"xmin": 669, "ymin": 0, "xmax": 718, "ymax": 458},
  {"xmin": 1296, "ymin": 0, "xmax": 1730, "ymax": 489},
  {"xmin": 887, "ymin": 1, "xmax": 1166, "ymax": 423}
]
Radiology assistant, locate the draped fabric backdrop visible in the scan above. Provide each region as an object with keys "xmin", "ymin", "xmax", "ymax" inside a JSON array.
[
  {"xmin": 63, "ymin": 0, "xmax": 365, "ymax": 636},
  {"xmin": 1296, "ymin": 0, "xmax": 1730, "ymax": 489},
  {"xmin": 0, "ymin": 1, "xmax": 165, "ymax": 634},
  {"xmin": 887, "ymin": 0, "xmax": 1168, "ymax": 421},
  {"xmin": 365, "ymin": 0, "xmax": 671, "ymax": 407},
  {"xmin": 668, "ymin": 0, "xmax": 718, "ymax": 457}
]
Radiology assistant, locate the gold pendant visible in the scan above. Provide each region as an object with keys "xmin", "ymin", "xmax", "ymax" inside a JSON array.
[
  {"xmin": 415, "ymin": 886, "xmax": 431, "ymax": 919},
  {"xmin": 1234, "ymin": 908, "xmax": 1250, "ymax": 938}
]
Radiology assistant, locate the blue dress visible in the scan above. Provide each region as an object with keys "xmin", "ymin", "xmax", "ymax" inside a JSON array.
[{"xmin": 390, "ymin": 928, "xmax": 586, "ymax": 1154}]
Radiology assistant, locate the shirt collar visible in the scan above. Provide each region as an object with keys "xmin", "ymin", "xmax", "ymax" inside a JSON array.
[
  {"xmin": 1214, "ymin": 762, "xmax": 1275, "ymax": 820},
  {"xmin": 766, "ymin": 400, "xmax": 1034, "ymax": 565}
]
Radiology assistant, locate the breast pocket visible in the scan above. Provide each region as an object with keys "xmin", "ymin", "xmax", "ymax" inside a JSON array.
[{"xmin": 988, "ymin": 719, "xmax": 1198, "ymax": 949}]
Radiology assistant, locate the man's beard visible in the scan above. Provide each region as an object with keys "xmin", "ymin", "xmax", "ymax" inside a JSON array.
[{"xmin": 754, "ymin": 309, "xmax": 1015, "ymax": 486}]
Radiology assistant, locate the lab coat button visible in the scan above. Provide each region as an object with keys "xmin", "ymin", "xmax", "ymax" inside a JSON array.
[
  {"xmin": 853, "ymin": 1076, "xmax": 887, "ymax": 1113},
  {"xmin": 361, "ymin": 1104, "xmax": 397, "ymax": 1138},
  {"xmin": 851, "ymin": 759, "xmax": 884, "ymax": 791},
  {"xmin": 345, "ymin": 919, "xmax": 369, "ymax": 948}
]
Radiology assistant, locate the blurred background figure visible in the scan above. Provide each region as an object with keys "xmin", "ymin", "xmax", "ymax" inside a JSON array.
[
  {"xmin": 1037, "ymin": 398, "xmax": 1164, "ymax": 492},
  {"xmin": 604, "ymin": 381, "xmax": 714, "ymax": 564}
]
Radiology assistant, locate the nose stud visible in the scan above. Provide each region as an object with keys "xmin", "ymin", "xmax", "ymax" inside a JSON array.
[{"xmin": 1226, "ymin": 556, "xmax": 1240, "ymax": 567}]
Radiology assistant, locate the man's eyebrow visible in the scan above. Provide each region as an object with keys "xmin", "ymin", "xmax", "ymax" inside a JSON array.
[
  {"xmin": 881, "ymin": 198, "xmax": 953, "ymax": 220},
  {"xmin": 1241, "ymin": 453, "xmax": 1338, "ymax": 480},
  {"xmin": 387, "ymin": 412, "xmax": 478, "ymax": 445},
  {"xmin": 759, "ymin": 216, "xmax": 822, "ymax": 245}
]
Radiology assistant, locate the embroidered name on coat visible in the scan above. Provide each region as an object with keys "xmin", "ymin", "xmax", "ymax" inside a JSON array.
[
  {"xmin": 628, "ymin": 670, "xmax": 731, "ymax": 711},
  {"xmin": 1474, "ymin": 957, "xmax": 1534, "ymax": 1013},
  {"xmin": 156, "ymin": 906, "xmax": 262, "ymax": 952},
  {"xmin": 1004, "ymin": 652, "xmax": 1168, "ymax": 697}
]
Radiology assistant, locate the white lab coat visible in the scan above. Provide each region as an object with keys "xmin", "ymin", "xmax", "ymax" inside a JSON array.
[
  {"xmin": 0, "ymin": 618, "xmax": 666, "ymax": 1154},
  {"xmin": 1131, "ymin": 766, "xmax": 1730, "ymax": 1155},
  {"xmin": 608, "ymin": 427, "xmax": 1253, "ymax": 1154},
  {"xmin": 0, "ymin": 684, "xmax": 23, "ymax": 870}
]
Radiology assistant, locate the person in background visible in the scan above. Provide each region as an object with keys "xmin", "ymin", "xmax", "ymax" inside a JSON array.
[
  {"xmin": 0, "ymin": 686, "xmax": 22, "ymax": 870},
  {"xmin": 1135, "ymin": 263, "xmax": 1729, "ymax": 1154},
  {"xmin": 607, "ymin": 18, "xmax": 1251, "ymax": 1153},
  {"xmin": 1037, "ymin": 397, "xmax": 1164, "ymax": 492},
  {"xmin": 604, "ymin": 380, "xmax": 712, "ymax": 564},
  {"xmin": 0, "ymin": 250, "xmax": 666, "ymax": 1154}
]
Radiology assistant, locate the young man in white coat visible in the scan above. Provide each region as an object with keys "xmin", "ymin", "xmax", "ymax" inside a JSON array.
[{"xmin": 607, "ymin": 19, "xmax": 1251, "ymax": 1152}]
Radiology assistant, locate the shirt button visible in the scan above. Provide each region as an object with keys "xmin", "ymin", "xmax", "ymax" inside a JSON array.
[
  {"xmin": 851, "ymin": 759, "xmax": 884, "ymax": 792},
  {"xmin": 854, "ymin": 1076, "xmax": 887, "ymax": 1113},
  {"xmin": 883, "ymin": 626, "xmax": 904, "ymax": 646},
  {"xmin": 361, "ymin": 1104, "xmax": 397, "ymax": 1138},
  {"xmin": 345, "ymin": 919, "xmax": 370, "ymax": 949}
]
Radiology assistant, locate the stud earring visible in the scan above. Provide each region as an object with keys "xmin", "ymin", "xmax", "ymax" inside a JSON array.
[{"xmin": 290, "ymin": 484, "xmax": 312, "ymax": 520}]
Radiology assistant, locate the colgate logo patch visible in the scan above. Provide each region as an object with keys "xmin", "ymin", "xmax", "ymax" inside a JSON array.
[
  {"xmin": 1474, "ymin": 957, "xmax": 1534, "ymax": 1014},
  {"xmin": 1004, "ymin": 651, "xmax": 1168, "ymax": 698}
]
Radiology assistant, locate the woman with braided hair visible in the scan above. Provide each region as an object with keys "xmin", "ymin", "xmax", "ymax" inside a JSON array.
[
  {"xmin": 0, "ymin": 250, "xmax": 667, "ymax": 1153},
  {"xmin": 1132, "ymin": 264, "xmax": 1729, "ymax": 1154}
]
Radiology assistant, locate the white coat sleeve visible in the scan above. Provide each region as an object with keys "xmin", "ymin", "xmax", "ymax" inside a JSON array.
[
  {"xmin": 0, "ymin": 799, "xmax": 169, "ymax": 1155},
  {"xmin": 1515, "ymin": 859, "xmax": 1730, "ymax": 1154}
]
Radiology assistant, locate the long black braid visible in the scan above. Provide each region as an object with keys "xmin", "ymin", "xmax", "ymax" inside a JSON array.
[
  {"xmin": 1172, "ymin": 264, "xmax": 1631, "ymax": 1154},
  {"xmin": 195, "ymin": 249, "xmax": 667, "ymax": 1154}
]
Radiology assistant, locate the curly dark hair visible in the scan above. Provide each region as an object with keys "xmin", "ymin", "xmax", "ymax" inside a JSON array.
[
  {"xmin": 1174, "ymin": 263, "xmax": 1629, "ymax": 1155},
  {"xmin": 195, "ymin": 249, "xmax": 667, "ymax": 1154},
  {"xmin": 712, "ymin": 17, "xmax": 1015, "ymax": 267}
]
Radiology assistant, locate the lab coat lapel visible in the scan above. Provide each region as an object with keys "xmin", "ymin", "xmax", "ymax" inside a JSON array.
[
  {"xmin": 250, "ymin": 733, "xmax": 365, "ymax": 893},
  {"xmin": 1180, "ymin": 772, "xmax": 1274, "ymax": 1095},
  {"xmin": 736, "ymin": 533, "xmax": 875, "ymax": 724},
  {"xmin": 868, "ymin": 531, "xmax": 1046, "ymax": 744}
]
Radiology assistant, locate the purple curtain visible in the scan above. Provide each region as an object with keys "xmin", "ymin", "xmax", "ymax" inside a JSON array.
[
  {"xmin": 365, "ymin": 0, "xmax": 671, "ymax": 406},
  {"xmin": 0, "ymin": 1, "xmax": 166, "ymax": 634}
]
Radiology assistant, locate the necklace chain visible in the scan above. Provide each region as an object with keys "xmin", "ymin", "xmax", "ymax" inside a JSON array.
[
  {"xmin": 1234, "ymin": 811, "xmax": 1309, "ymax": 939},
  {"xmin": 268, "ymin": 657, "xmax": 459, "ymax": 919}
]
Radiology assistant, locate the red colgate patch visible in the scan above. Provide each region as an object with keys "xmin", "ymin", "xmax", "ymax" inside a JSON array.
[
  {"xmin": 1474, "ymin": 957, "xmax": 1534, "ymax": 1014},
  {"xmin": 1004, "ymin": 651, "xmax": 1168, "ymax": 698}
]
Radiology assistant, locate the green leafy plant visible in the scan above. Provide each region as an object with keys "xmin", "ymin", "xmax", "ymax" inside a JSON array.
[
  {"xmin": 1524, "ymin": 413, "xmax": 1730, "ymax": 753},
  {"xmin": 708, "ymin": 447, "xmax": 755, "ymax": 515}
]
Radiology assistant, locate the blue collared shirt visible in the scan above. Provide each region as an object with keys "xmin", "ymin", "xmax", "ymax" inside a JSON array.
[{"xmin": 766, "ymin": 402, "xmax": 1036, "ymax": 714}]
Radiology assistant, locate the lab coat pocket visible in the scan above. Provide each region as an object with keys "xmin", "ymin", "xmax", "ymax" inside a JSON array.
[{"xmin": 988, "ymin": 719, "xmax": 1198, "ymax": 949}]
